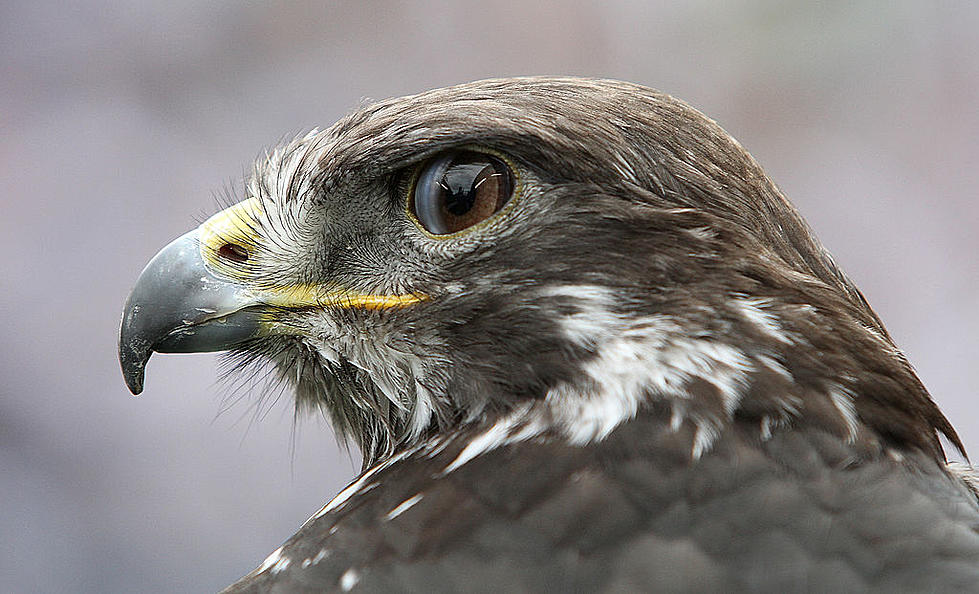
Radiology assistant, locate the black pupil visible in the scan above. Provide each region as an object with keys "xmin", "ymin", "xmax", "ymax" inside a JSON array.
[
  {"xmin": 412, "ymin": 151, "xmax": 514, "ymax": 235},
  {"xmin": 443, "ymin": 163, "xmax": 496, "ymax": 216}
]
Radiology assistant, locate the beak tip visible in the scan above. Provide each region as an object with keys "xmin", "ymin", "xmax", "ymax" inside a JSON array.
[
  {"xmin": 119, "ymin": 314, "xmax": 151, "ymax": 396},
  {"xmin": 119, "ymin": 344, "xmax": 149, "ymax": 395},
  {"xmin": 126, "ymin": 378, "xmax": 145, "ymax": 396}
]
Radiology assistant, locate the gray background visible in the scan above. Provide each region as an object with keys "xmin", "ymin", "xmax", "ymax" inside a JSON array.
[{"xmin": 2, "ymin": 2, "xmax": 976, "ymax": 592}]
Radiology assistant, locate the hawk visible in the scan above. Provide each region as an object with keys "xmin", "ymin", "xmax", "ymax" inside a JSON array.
[{"xmin": 119, "ymin": 78, "xmax": 979, "ymax": 592}]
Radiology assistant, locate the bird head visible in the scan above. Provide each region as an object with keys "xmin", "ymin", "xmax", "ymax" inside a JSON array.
[{"xmin": 119, "ymin": 77, "xmax": 960, "ymax": 467}]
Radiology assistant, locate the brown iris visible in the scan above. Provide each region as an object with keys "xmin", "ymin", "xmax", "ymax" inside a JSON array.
[{"xmin": 410, "ymin": 151, "xmax": 515, "ymax": 236}]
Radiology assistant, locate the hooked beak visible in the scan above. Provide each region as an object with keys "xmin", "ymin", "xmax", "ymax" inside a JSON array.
[
  {"xmin": 119, "ymin": 199, "xmax": 427, "ymax": 395},
  {"xmin": 118, "ymin": 228, "xmax": 265, "ymax": 395}
]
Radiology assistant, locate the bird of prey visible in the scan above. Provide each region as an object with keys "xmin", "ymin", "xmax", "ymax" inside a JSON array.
[{"xmin": 119, "ymin": 77, "xmax": 979, "ymax": 592}]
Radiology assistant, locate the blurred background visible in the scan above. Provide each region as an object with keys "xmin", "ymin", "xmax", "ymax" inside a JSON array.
[{"xmin": 1, "ymin": 1, "xmax": 976, "ymax": 592}]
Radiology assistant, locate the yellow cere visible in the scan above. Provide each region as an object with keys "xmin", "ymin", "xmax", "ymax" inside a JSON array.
[
  {"xmin": 198, "ymin": 199, "xmax": 428, "ymax": 311},
  {"xmin": 198, "ymin": 198, "xmax": 264, "ymax": 273}
]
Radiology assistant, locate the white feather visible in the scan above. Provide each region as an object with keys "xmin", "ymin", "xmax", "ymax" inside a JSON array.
[
  {"xmin": 828, "ymin": 385, "xmax": 860, "ymax": 441},
  {"xmin": 385, "ymin": 493, "xmax": 424, "ymax": 520}
]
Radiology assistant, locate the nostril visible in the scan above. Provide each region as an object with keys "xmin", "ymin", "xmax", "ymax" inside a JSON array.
[{"xmin": 218, "ymin": 243, "xmax": 249, "ymax": 263}]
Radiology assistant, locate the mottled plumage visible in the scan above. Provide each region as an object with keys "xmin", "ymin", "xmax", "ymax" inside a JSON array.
[{"xmin": 119, "ymin": 78, "xmax": 979, "ymax": 592}]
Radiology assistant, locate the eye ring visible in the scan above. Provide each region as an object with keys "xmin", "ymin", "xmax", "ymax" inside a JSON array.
[{"xmin": 406, "ymin": 148, "xmax": 519, "ymax": 238}]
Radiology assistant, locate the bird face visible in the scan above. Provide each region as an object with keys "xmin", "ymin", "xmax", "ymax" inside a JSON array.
[
  {"xmin": 120, "ymin": 77, "xmax": 959, "ymax": 466},
  {"xmin": 118, "ymin": 100, "xmax": 594, "ymax": 459}
]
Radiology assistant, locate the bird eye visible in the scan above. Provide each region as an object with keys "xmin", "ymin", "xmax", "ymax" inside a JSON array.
[{"xmin": 410, "ymin": 151, "xmax": 515, "ymax": 236}]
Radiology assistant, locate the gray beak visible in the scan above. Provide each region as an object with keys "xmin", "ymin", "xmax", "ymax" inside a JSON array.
[{"xmin": 118, "ymin": 229, "xmax": 263, "ymax": 395}]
